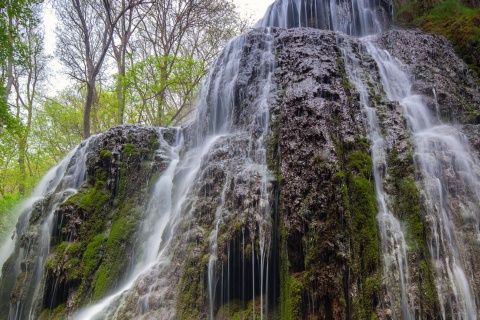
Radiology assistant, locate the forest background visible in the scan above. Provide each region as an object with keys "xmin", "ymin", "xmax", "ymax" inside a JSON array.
[{"xmin": 0, "ymin": 0, "xmax": 479, "ymax": 241}]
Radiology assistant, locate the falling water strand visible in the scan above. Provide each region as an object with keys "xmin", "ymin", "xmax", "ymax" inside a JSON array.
[
  {"xmin": 204, "ymin": 27, "xmax": 275, "ymax": 319},
  {"xmin": 244, "ymin": 27, "xmax": 275, "ymax": 320},
  {"xmin": 74, "ymin": 128, "xmax": 184, "ymax": 319},
  {"xmin": 432, "ymin": 87, "xmax": 441, "ymax": 120},
  {"xmin": 366, "ymin": 39, "xmax": 479, "ymax": 319},
  {"xmin": 340, "ymin": 38, "xmax": 414, "ymax": 319},
  {"xmin": 0, "ymin": 135, "xmax": 99, "ymax": 320},
  {"xmin": 208, "ymin": 176, "xmax": 230, "ymax": 320},
  {"xmin": 256, "ymin": 0, "xmax": 388, "ymax": 36}
]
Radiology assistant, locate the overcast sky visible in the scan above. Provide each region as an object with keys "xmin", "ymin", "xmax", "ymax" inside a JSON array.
[{"xmin": 236, "ymin": 0, "xmax": 275, "ymax": 24}]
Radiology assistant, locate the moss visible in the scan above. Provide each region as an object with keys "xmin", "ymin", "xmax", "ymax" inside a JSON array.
[
  {"xmin": 65, "ymin": 241, "xmax": 82, "ymax": 256},
  {"xmin": 99, "ymin": 150, "xmax": 112, "ymax": 160},
  {"xmin": 395, "ymin": 0, "xmax": 480, "ymax": 77},
  {"xmin": 280, "ymin": 270, "xmax": 304, "ymax": 320},
  {"xmin": 335, "ymin": 136, "xmax": 381, "ymax": 319},
  {"xmin": 123, "ymin": 143, "xmax": 139, "ymax": 157},
  {"xmin": 350, "ymin": 176, "xmax": 378, "ymax": 273},
  {"xmin": 347, "ymin": 151, "xmax": 373, "ymax": 178},
  {"xmin": 78, "ymin": 182, "xmax": 109, "ymax": 213},
  {"xmin": 93, "ymin": 216, "xmax": 138, "ymax": 299},
  {"xmin": 387, "ymin": 147, "xmax": 439, "ymax": 316},
  {"xmin": 38, "ymin": 303, "xmax": 65, "ymax": 320},
  {"xmin": 216, "ymin": 297, "xmax": 264, "ymax": 320},
  {"xmin": 175, "ymin": 247, "xmax": 204, "ymax": 320},
  {"xmin": 82, "ymin": 234, "xmax": 106, "ymax": 276}
]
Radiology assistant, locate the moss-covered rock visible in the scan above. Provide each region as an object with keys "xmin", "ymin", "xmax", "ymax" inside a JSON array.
[{"xmin": 36, "ymin": 125, "xmax": 166, "ymax": 317}]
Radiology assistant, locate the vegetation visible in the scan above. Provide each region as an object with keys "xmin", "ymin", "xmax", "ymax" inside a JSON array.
[
  {"xmin": 0, "ymin": 0, "xmax": 246, "ymax": 239},
  {"xmin": 394, "ymin": 0, "xmax": 480, "ymax": 76}
]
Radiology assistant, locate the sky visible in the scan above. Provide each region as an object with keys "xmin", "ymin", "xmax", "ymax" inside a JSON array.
[
  {"xmin": 42, "ymin": 0, "xmax": 275, "ymax": 94},
  {"xmin": 236, "ymin": 0, "xmax": 275, "ymax": 24}
]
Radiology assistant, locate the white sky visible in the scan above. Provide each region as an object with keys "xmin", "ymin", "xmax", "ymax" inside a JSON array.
[
  {"xmin": 236, "ymin": 0, "xmax": 275, "ymax": 24},
  {"xmin": 42, "ymin": 0, "xmax": 275, "ymax": 95}
]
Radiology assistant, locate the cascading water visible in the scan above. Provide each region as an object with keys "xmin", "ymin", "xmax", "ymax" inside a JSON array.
[
  {"xmin": 340, "ymin": 39, "xmax": 414, "ymax": 319},
  {"xmin": 75, "ymin": 27, "xmax": 276, "ymax": 319},
  {"xmin": 1, "ymin": 0, "xmax": 480, "ymax": 319},
  {"xmin": 366, "ymin": 39, "xmax": 479, "ymax": 319},
  {"xmin": 256, "ymin": 0, "xmax": 391, "ymax": 36},
  {"xmin": 0, "ymin": 136, "xmax": 98, "ymax": 320}
]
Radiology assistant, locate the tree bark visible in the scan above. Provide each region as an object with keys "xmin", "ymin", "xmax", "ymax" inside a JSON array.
[{"xmin": 83, "ymin": 83, "xmax": 94, "ymax": 138}]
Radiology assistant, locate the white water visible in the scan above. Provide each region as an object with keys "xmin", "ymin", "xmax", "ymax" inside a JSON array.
[
  {"xmin": 366, "ymin": 40, "xmax": 479, "ymax": 319},
  {"xmin": 341, "ymin": 38, "xmax": 414, "ymax": 319},
  {"xmin": 204, "ymin": 26, "xmax": 275, "ymax": 319},
  {"xmin": 0, "ymin": 135, "xmax": 98, "ymax": 320},
  {"xmin": 256, "ymin": 0, "xmax": 387, "ymax": 36}
]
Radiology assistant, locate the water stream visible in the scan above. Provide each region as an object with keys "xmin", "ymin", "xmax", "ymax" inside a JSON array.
[
  {"xmin": 366, "ymin": 39, "xmax": 479, "ymax": 319},
  {"xmin": 341, "ymin": 37, "xmax": 414, "ymax": 319},
  {"xmin": 256, "ymin": 0, "xmax": 388, "ymax": 36},
  {"xmin": 0, "ymin": 136, "xmax": 98, "ymax": 320}
]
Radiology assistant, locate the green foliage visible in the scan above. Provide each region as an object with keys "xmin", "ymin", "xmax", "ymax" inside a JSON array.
[
  {"xmin": 0, "ymin": 0, "xmax": 41, "ymax": 129},
  {"xmin": 0, "ymin": 192, "xmax": 23, "ymax": 240},
  {"xmin": 395, "ymin": 0, "xmax": 480, "ymax": 76},
  {"xmin": 124, "ymin": 55, "xmax": 205, "ymax": 126}
]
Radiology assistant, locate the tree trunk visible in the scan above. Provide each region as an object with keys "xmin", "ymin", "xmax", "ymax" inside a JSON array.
[
  {"xmin": 18, "ymin": 138, "xmax": 27, "ymax": 194},
  {"xmin": 84, "ymin": 82, "xmax": 95, "ymax": 139},
  {"xmin": 116, "ymin": 60, "xmax": 126, "ymax": 124}
]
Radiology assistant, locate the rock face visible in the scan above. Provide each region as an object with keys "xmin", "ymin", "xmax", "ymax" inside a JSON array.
[{"xmin": 0, "ymin": 14, "xmax": 480, "ymax": 320}]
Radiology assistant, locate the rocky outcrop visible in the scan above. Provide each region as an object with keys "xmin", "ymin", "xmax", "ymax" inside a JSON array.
[
  {"xmin": 0, "ymin": 125, "xmax": 169, "ymax": 319},
  {"xmin": 375, "ymin": 29, "xmax": 480, "ymax": 125}
]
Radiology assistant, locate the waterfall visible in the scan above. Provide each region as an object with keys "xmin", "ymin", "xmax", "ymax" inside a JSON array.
[
  {"xmin": 341, "ymin": 38, "xmax": 415, "ymax": 319},
  {"xmin": 1, "ymin": 0, "xmax": 480, "ymax": 319},
  {"xmin": 0, "ymin": 136, "xmax": 98, "ymax": 320},
  {"xmin": 256, "ymin": 0, "xmax": 390, "ymax": 36},
  {"xmin": 74, "ymin": 27, "xmax": 276, "ymax": 319},
  {"xmin": 366, "ymin": 39, "xmax": 479, "ymax": 319}
]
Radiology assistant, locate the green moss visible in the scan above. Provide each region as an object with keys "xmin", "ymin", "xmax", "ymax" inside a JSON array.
[
  {"xmin": 387, "ymin": 147, "xmax": 439, "ymax": 316},
  {"xmin": 93, "ymin": 216, "xmax": 138, "ymax": 299},
  {"xmin": 175, "ymin": 248, "xmax": 204, "ymax": 320},
  {"xmin": 99, "ymin": 150, "xmax": 112, "ymax": 160},
  {"xmin": 335, "ymin": 136, "xmax": 381, "ymax": 319},
  {"xmin": 78, "ymin": 182, "xmax": 109, "ymax": 213},
  {"xmin": 350, "ymin": 176, "xmax": 378, "ymax": 273},
  {"xmin": 280, "ymin": 270, "xmax": 304, "ymax": 320},
  {"xmin": 395, "ymin": 0, "xmax": 480, "ymax": 77},
  {"xmin": 82, "ymin": 234, "xmax": 106, "ymax": 276},
  {"xmin": 123, "ymin": 143, "xmax": 138, "ymax": 157},
  {"xmin": 38, "ymin": 303, "xmax": 65, "ymax": 320},
  {"xmin": 347, "ymin": 151, "xmax": 373, "ymax": 178},
  {"xmin": 65, "ymin": 241, "xmax": 82, "ymax": 256}
]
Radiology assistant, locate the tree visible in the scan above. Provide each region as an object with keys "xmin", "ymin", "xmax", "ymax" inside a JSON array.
[
  {"xmin": 126, "ymin": 0, "xmax": 246, "ymax": 125},
  {"xmin": 0, "ymin": 0, "xmax": 41, "ymax": 133},
  {"xmin": 11, "ymin": 3, "xmax": 47, "ymax": 194},
  {"xmin": 107, "ymin": 0, "xmax": 150, "ymax": 125},
  {"xmin": 56, "ymin": 0, "xmax": 146, "ymax": 138}
]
